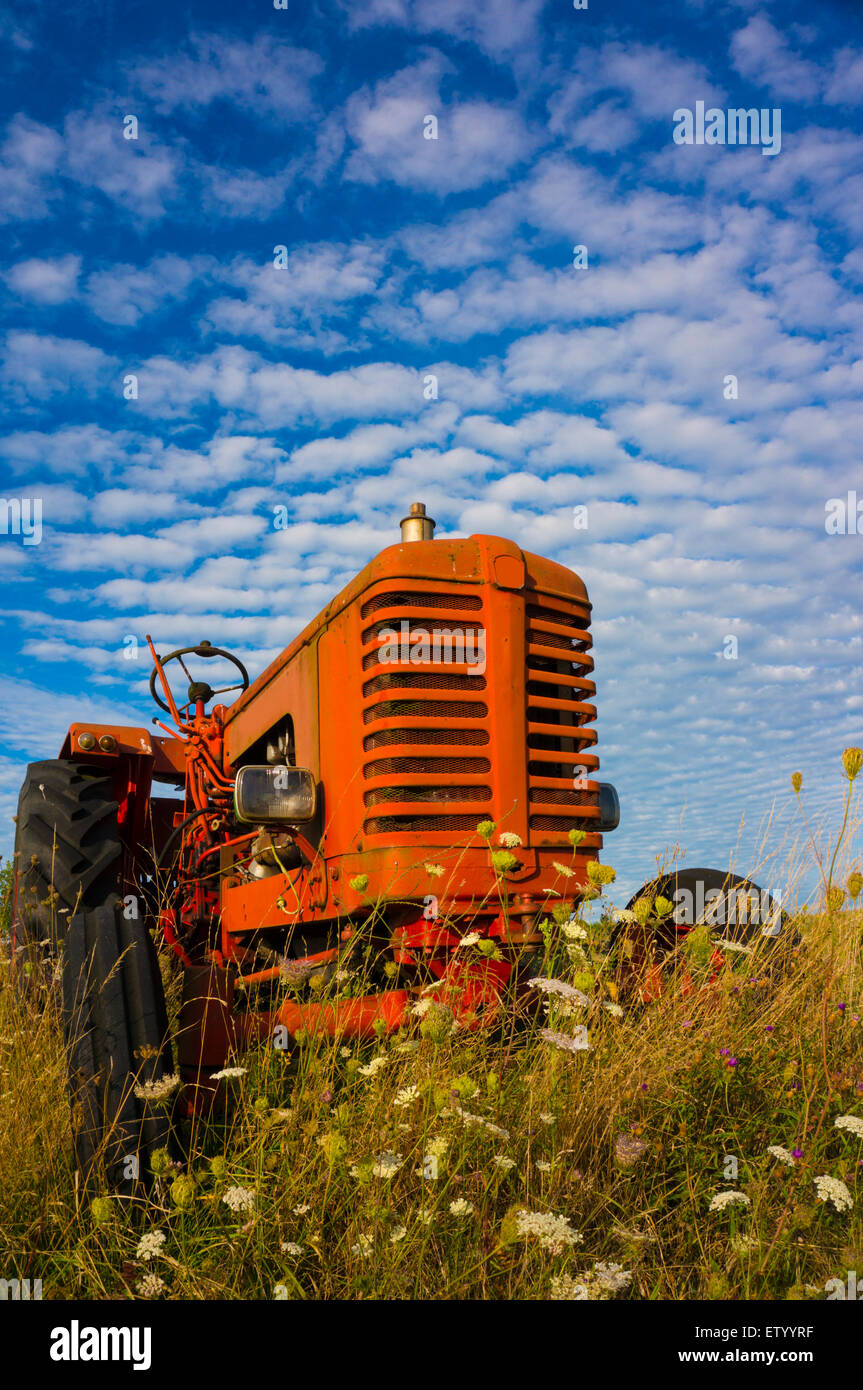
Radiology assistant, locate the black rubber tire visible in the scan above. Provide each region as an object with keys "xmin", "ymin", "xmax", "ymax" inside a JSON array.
[
  {"xmin": 63, "ymin": 902, "xmax": 176, "ymax": 1196},
  {"xmin": 11, "ymin": 760, "xmax": 121, "ymax": 982}
]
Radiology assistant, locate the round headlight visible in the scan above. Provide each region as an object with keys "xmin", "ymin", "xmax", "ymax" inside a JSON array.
[
  {"xmin": 98, "ymin": 734, "xmax": 118, "ymax": 752},
  {"xmin": 77, "ymin": 732, "xmax": 97, "ymax": 750}
]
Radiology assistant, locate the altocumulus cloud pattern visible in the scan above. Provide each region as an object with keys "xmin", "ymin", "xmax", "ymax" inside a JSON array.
[{"xmin": 0, "ymin": 0, "xmax": 861, "ymax": 898}]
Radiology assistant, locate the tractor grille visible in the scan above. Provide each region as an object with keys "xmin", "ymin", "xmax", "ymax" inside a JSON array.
[
  {"xmin": 361, "ymin": 587, "xmax": 489, "ymax": 837},
  {"xmin": 524, "ymin": 593, "xmax": 599, "ymax": 837}
]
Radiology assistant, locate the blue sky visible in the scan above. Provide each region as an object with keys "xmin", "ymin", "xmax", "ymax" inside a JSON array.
[{"xmin": 1, "ymin": 0, "xmax": 861, "ymax": 902}]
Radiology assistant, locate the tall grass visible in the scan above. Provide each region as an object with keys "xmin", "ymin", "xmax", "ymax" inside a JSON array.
[{"xmin": 0, "ymin": 756, "xmax": 860, "ymax": 1301}]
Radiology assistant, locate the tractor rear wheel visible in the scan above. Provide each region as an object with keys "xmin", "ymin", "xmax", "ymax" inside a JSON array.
[
  {"xmin": 63, "ymin": 902, "xmax": 176, "ymax": 1196},
  {"xmin": 11, "ymin": 760, "xmax": 122, "ymax": 985}
]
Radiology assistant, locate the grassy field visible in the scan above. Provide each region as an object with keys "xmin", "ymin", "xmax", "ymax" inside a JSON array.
[{"xmin": 0, "ymin": 753, "xmax": 860, "ymax": 1302}]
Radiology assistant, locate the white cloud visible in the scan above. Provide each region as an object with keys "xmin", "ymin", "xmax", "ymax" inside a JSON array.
[{"xmin": 4, "ymin": 254, "xmax": 81, "ymax": 304}]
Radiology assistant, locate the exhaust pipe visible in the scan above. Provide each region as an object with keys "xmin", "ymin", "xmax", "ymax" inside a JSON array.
[{"xmin": 400, "ymin": 501, "xmax": 436, "ymax": 542}]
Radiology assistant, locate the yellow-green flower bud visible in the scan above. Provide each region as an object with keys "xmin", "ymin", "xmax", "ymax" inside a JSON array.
[
  {"xmin": 171, "ymin": 1175, "xmax": 196, "ymax": 1209},
  {"xmin": 847, "ymin": 871, "xmax": 863, "ymax": 902},
  {"xmin": 349, "ymin": 874, "xmax": 369, "ymax": 893},
  {"xmin": 842, "ymin": 747, "xmax": 862, "ymax": 782},
  {"xmin": 150, "ymin": 1147, "xmax": 172, "ymax": 1176},
  {"xmin": 476, "ymin": 820, "xmax": 496, "ymax": 838},
  {"xmin": 791, "ymin": 772, "xmax": 802, "ymax": 794},
  {"xmin": 826, "ymin": 886, "xmax": 844, "ymax": 913},
  {"xmin": 633, "ymin": 898, "xmax": 653, "ymax": 926},
  {"xmin": 90, "ymin": 1197, "xmax": 113, "ymax": 1225},
  {"xmin": 210, "ymin": 1156, "xmax": 228, "ymax": 1180},
  {"xmin": 568, "ymin": 828, "xmax": 586, "ymax": 847},
  {"xmin": 655, "ymin": 896, "xmax": 674, "ymax": 918},
  {"xmin": 491, "ymin": 850, "xmax": 518, "ymax": 873}
]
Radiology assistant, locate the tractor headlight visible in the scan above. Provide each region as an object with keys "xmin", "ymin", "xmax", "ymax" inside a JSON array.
[
  {"xmin": 596, "ymin": 782, "xmax": 620, "ymax": 832},
  {"xmin": 234, "ymin": 766, "xmax": 317, "ymax": 824}
]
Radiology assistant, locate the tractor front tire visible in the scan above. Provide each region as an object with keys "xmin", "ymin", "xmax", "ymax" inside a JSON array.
[
  {"xmin": 62, "ymin": 902, "xmax": 176, "ymax": 1197},
  {"xmin": 12, "ymin": 760, "xmax": 122, "ymax": 984}
]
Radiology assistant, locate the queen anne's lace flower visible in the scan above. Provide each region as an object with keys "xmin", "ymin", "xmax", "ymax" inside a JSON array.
[
  {"xmin": 834, "ymin": 1115, "xmax": 863, "ymax": 1138},
  {"xmin": 529, "ymin": 977, "xmax": 590, "ymax": 1005},
  {"xmin": 813, "ymin": 1175, "xmax": 853, "ymax": 1212},
  {"xmin": 136, "ymin": 1230, "xmax": 166, "ymax": 1261},
  {"xmin": 134, "ymin": 1073, "xmax": 180, "ymax": 1103},
  {"xmin": 136, "ymin": 1273, "xmax": 166, "ymax": 1298},
  {"xmin": 498, "ymin": 832, "xmax": 523, "ymax": 848},
  {"xmin": 492, "ymin": 1154, "xmax": 516, "ymax": 1172},
  {"xmin": 394, "ymin": 1085, "xmax": 421, "ymax": 1108},
  {"xmin": 222, "ymin": 1185, "xmax": 255, "ymax": 1213},
  {"xmin": 766, "ymin": 1145, "xmax": 795, "ymax": 1166},
  {"xmin": 280, "ymin": 1242, "xmax": 304, "ymax": 1257},
  {"xmin": 210, "ymin": 1067, "xmax": 246, "ymax": 1080},
  {"xmin": 515, "ymin": 1209, "xmax": 583, "ymax": 1253},
  {"xmin": 449, "ymin": 1198, "xmax": 474, "ymax": 1216},
  {"xmin": 540, "ymin": 1027, "xmax": 590, "ymax": 1054},
  {"xmin": 371, "ymin": 1151, "xmax": 403, "ymax": 1179},
  {"xmin": 358, "ymin": 1055, "xmax": 388, "ymax": 1078},
  {"xmin": 708, "ymin": 1191, "xmax": 750, "ymax": 1212}
]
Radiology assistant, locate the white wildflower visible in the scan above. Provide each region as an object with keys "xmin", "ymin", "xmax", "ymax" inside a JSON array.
[
  {"xmin": 593, "ymin": 1261, "xmax": 632, "ymax": 1294},
  {"xmin": 493, "ymin": 1154, "xmax": 516, "ymax": 1172},
  {"xmin": 535, "ymin": 1159, "xmax": 552, "ymax": 1173},
  {"xmin": 136, "ymin": 1230, "xmax": 166, "ymax": 1261},
  {"xmin": 280, "ymin": 1241, "xmax": 304, "ymax": 1257},
  {"xmin": 550, "ymin": 1272, "xmax": 589, "ymax": 1300},
  {"xmin": 562, "ymin": 918, "xmax": 588, "ymax": 942},
  {"xmin": 371, "ymin": 1151, "xmax": 403, "ymax": 1179},
  {"xmin": 449, "ymin": 1198, "xmax": 474, "ymax": 1216},
  {"xmin": 515, "ymin": 1209, "xmax": 583, "ymax": 1254},
  {"xmin": 708, "ymin": 1191, "xmax": 750, "ymax": 1212},
  {"xmin": 813, "ymin": 1175, "xmax": 853, "ymax": 1213},
  {"xmin": 603, "ymin": 1002, "xmax": 624, "ymax": 1019},
  {"xmin": 529, "ymin": 977, "xmax": 590, "ymax": 1006},
  {"xmin": 424, "ymin": 862, "xmax": 444, "ymax": 877},
  {"xmin": 540, "ymin": 1027, "xmax": 590, "ymax": 1054},
  {"xmin": 539, "ymin": 1111, "xmax": 556, "ymax": 1125},
  {"xmin": 133, "ymin": 1073, "xmax": 180, "ymax": 1103},
  {"xmin": 293, "ymin": 1203, "xmax": 311, "ymax": 1215},
  {"xmin": 136, "ymin": 1273, "xmax": 165, "ymax": 1298},
  {"xmin": 834, "ymin": 1115, "xmax": 863, "ymax": 1139},
  {"xmin": 394, "ymin": 1085, "xmax": 421, "ymax": 1108},
  {"xmin": 390, "ymin": 1225, "xmax": 408, "ymax": 1244},
  {"xmin": 499, "ymin": 832, "xmax": 523, "ymax": 848},
  {"xmin": 443, "ymin": 1104, "xmax": 510, "ymax": 1140},
  {"xmin": 411, "ymin": 999, "xmax": 432, "ymax": 1018},
  {"xmin": 766, "ymin": 1145, "xmax": 796, "ymax": 1167},
  {"xmin": 552, "ymin": 862, "xmax": 576, "ymax": 878},
  {"xmin": 457, "ymin": 931, "xmax": 481, "ymax": 948},
  {"xmin": 210, "ymin": 1066, "xmax": 246, "ymax": 1080},
  {"xmin": 359, "ymin": 1055, "xmax": 388, "ymax": 1078},
  {"xmin": 351, "ymin": 1233, "xmax": 373, "ymax": 1258},
  {"xmin": 222, "ymin": 1185, "xmax": 255, "ymax": 1213}
]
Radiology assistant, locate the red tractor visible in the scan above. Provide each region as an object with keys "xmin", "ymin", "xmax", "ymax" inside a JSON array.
[{"xmin": 9, "ymin": 503, "xmax": 780, "ymax": 1191}]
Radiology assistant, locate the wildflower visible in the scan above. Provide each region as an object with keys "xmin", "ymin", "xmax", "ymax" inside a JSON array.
[
  {"xmin": 418, "ymin": 1208, "xmax": 434, "ymax": 1225},
  {"xmin": 834, "ymin": 1115, "xmax": 863, "ymax": 1138},
  {"xmin": 90, "ymin": 1197, "xmax": 114, "ymax": 1225},
  {"xmin": 603, "ymin": 1002, "xmax": 624, "ymax": 1018},
  {"xmin": 280, "ymin": 1242, "xmax": 304, "ymax": 1257},
  {"xmin": 562, "ymin": 918, "xmax": 588, "ymax": 941},
  {"xmin": 499, "ymin": 831, "xmax": 523, "ymax": 848},
  {"xmin": 708, "ymin": 1191, "xmax": 750, "ymax": 1212},
  {"xmin": 814, "ymin": 1175, "xmax": 853, "ymax": 1212},
  {"xmin": 371, "ymin": 1151, "xmax": 403, "ymax": 1179},
  {"xmin": 614, "ymin": 1133, "xmax": 647, "ymax": 1166},
  {"xmin": 420, "ymin": 1002, "xmax": 456, "ymax": 1044},
  {"xmin": 767, "ymin": 1145, "xmax": 796, "ymax": 1167},
  {"xmin": 358, "ymin": 1055, "xmax": 388, "ymax": 1078},
  {"xmin": 714, "ymin": 939, "xmax": 753, "ymax": 955},
  {"xmin": 136, "ymin": 1273, "xmax": 166, "ymax": 1298},
  {"xmin": 550, "ymin": 1272, "xmax": 589, "ymax": 1300},
  {"xmin": 279, "ymin": 958, "xmax": 315, "ymax": 984},
  {"xmin": 538, "ymin": 1111, "xmax": 556, "ymax": 1126},
  {"xmin": 424, "ymin": 862, "xmax": 444, "ymax": 877},
  {"xmin": 443, "ymin": 1105, "xmax": 510, "ymax": 1140},
  {"xmin": 293, "ymin": 1203, "xmax": 311, "ymax": 1215},
  {"xmin": 457, "ymin": 931, "xmax": 481, "ymax": 948},
  {"xmin": 476, "ymin": 820, "xmax": 495, "ymax": 838},
  {"xmin": 170, "ymin": 1176, "xmax": 196, "ymax": 1210},
  {"xmin": 842, "ymin": 747, "xmax": 862, "ymax": 782},
  {"xmin": 136, "ymin": 1230, "xmax": 166, "ymax": 1261},
  {"xmin": 270, "ymin": 1108, "xmax": 295, "ymax": 1122},
  {"xmin": 349, "ymin": 874, "xmax": 369, "ymax": 892},
  {"xmin": 848, "ymin": 872, "xmax": 862, "ymax": 902},
  {"xmin": 449, "ymin": 1198, "xmax": 474, "ymax": 1216},
  {"xmin": 390, "ymin": 1226, "xmax": 408, "ymax": 1244},
  {"xmin": 515, "ymin": 1209, "xmax": 583, "ymax": 1253},
  {"xmin": 540, "ymin": 1027, "xmax": 590, "ymax": 1054},
  {"xmin": 491, "ymin": 850, "xmax": 518, "ymax": 873},
  {"xmin": 568, "ymin": 828, "xmax": 586, "ymax": 847},
  {"xmin": 493, "ymin": 1154, "xmax": 516, "ymax": 1172},
  {"xmin": 351, "ymin": 1233, "xmax": 373, "ymax": 1258},
  {"xmin": 535, "ymin": 1160, "xmax": 552, "ymax": 1173},
  {"xmin": 394, "ymin": 1084, "xmax": 421, "ymax": 1108},
  {"xmin": 411, "ymin": 998, "xmax": 432, "ymax": 1018},
  {"xmin": 222, "ymin": 1185, "xmax": 255, "ymax": 1213},
  {"xmin": 586, "ymin": 861, "xmax": 616, "ymax": 886},
  {"xmin": 791, "ymin": 772, "xmax": 802, "ymax": 793},
  {"xmin": 133, "ymin": 1073, "xmax": 180, "ymax": 1103},
  {"xmin": 552, "ymin": 861, "xmax": 576, "ymax": 878},
  {"xmin": 528, "ymin": 977, "xmax": 589, "ymax": 1006},
  {"xmin": 793, "ymin": 1148, "xmax": 803, "ymax": 1159},
  {"xmin": 426, "ymin": 1135, "xmax": 449, "ymax": 1159},
  {"xmin": 593, "ymin": 1261, "xmax": 633, "ymax": 1294},
  {"xmin": 210, "ymin": 1066, "xmax": 246, "ymax": 1081}
]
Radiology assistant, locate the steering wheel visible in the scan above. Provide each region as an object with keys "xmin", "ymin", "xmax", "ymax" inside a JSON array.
[{"xmin": 149, "ymin": 640, "xmax": 251, "ymax": 715}]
